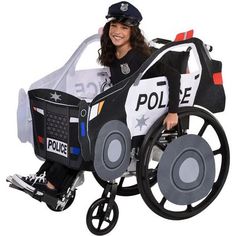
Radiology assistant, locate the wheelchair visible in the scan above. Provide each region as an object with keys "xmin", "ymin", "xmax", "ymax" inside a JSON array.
[{"xmin": 7, "ymin": 30, "xmax": 230, "ymax": 235}]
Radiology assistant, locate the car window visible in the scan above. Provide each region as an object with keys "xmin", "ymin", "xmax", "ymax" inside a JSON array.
[{"xmin": 75, "ymin": 41, "xmax": 102, "ymax": 71}]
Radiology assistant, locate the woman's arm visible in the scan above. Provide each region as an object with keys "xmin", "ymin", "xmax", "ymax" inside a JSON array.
[{"xmin": 161, "ymin": 62, "xmax": 180, "ymax": 130}]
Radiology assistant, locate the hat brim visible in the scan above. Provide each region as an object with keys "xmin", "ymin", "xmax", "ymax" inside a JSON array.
[{"xmin": 106, "ymin": 15, "xmax": 139, "ymax": 26}]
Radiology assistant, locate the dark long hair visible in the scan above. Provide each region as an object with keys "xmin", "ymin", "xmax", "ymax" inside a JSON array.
[{"xmin": 98, "ymin": 21, "xmax": 151, "ymax": 66}]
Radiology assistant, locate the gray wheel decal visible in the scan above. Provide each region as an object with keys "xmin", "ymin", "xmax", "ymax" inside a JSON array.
[
  {"xmin": 157, "ymin": 134, "xmax": 215, "ymax": 205},
  {"xmin": 94, "ymin": 120, "xmax": 131, "ymax": 181}
]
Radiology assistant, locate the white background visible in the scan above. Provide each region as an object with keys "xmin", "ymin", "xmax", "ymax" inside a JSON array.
[{"xmin": 0, "ymin": 0, "xmax": 235, "ymax": 235}]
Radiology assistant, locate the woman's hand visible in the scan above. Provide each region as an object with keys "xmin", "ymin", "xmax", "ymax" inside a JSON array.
[{"xmin": 163, "ymin": 113, "xmax": 178, "ymax": 130}]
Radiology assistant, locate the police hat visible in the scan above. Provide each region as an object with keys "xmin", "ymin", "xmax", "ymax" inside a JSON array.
[{"xmin": 106, "ymin": 1, "xmax": 142, "ymax": 26}]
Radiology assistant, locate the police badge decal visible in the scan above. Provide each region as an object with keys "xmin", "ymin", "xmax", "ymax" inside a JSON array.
[
  {"xmin": 120, "ymin": 63, "xmax": 131, "ymax": 75},
  {"xmin": 120, "ymin": 3, "xmax": 129, "ymax": 11}
]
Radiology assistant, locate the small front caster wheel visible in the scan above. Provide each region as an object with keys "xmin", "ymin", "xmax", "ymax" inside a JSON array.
[{"xmin": 86, "ymin": 197, "xmax": 119, "ymax": 235}]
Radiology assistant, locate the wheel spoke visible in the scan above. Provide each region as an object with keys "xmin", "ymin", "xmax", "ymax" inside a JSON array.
[
  {"xmin": 105, "ymin": 218, "xmax": 112, "ymax": 224},
  {"xmin": 198, "ymin": 121, "xmax": 208, "ymax": 136},
  {"xmin": 160, "ymin": 197, "xmax": 166, "ymax": 206},
  {"xmin": 92, "ymin": 215, "xmax": 100, "ymax": 220},
  {"xmin": 213, "ymin": 148, "xmax": 222, "ymax": 156},
  {"xmin": 156, "ymin": 142, "xmax": 166, "ymax": 151},
  {"xmin": 177, "ymin": 120, "xmax": 185, "ymax": 136},
  {"xmin": 186, "ymin": 204, "xmax": 193, "ymax": 212},
  {"xmin": 97, "ymin": 217, "xmax": 104, "ymax": 230},
  {"xmin": 97, "ymin": 204, "xmax": 105, "ymax": 217},
  {"xmin": 118, "ymin": 177, "xmax": 125, "ymax": 189},
  {"xmin": 147, "ymin": 168, "xmax": 157, "ymax": 179}
]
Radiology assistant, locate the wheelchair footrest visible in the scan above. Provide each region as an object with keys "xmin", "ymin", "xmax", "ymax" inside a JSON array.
[{"xmin": 7, "ymin": 175, "xmax": 60, "ymax": 209}]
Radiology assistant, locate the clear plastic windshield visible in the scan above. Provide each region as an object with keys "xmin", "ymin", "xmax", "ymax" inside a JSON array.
[{"xmin": 29, "ymin": 34, "xmax": 111, "ymax": 102}]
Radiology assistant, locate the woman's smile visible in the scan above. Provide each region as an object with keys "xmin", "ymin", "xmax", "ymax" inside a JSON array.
[{"xmin": 109, "ymin": 22, "xmax": 131, "ymax": 48}]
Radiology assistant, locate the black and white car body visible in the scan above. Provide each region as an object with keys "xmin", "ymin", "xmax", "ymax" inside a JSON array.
[{"xmin": 9, "ymin": 31, "xmax": 229, "ymax": 235}]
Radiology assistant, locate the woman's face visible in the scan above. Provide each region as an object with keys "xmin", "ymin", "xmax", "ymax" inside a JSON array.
[{"xmin": 109, "ymin": 22, "xmax": 131, "ymax": 48}]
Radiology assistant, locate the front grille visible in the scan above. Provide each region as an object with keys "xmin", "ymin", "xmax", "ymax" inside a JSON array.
[{"xmin": 46, "ymin": 111, "xmax": 68, "ymax": 142}]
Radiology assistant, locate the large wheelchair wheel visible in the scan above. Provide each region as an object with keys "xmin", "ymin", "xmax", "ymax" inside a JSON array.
[{"xmin": 137, "ymin": 106, "xmax": 229, "ymax": 220}]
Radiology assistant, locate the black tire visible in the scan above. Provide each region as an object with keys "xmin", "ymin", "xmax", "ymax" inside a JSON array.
[
  {"xmin": 86, "ymin": 197, "xmax": 119, "ymax": 235},
  {"xmin": 137, "ymin": 106, "xmax": 230, "ymax": 220}
]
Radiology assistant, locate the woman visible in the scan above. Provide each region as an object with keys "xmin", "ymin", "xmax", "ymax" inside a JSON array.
[
  {"xmin": 99, "ymin": 1, "xmax": 179, "ymax": 129},
  {"xmin": 12, "ymin": 1, "xmax": 179, "ymax": 195}
]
